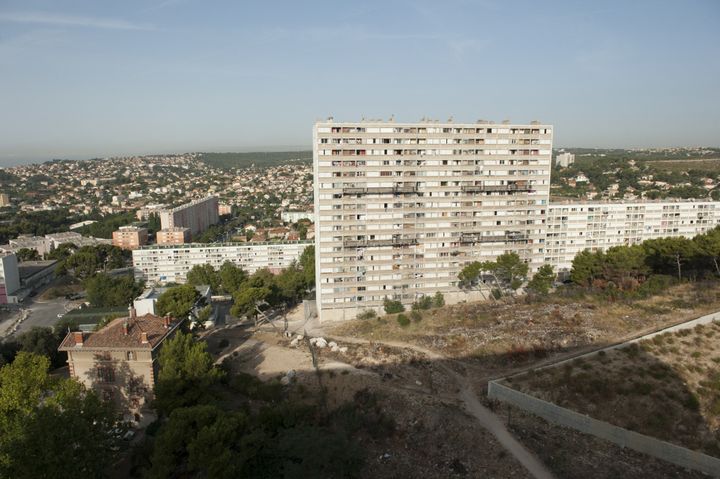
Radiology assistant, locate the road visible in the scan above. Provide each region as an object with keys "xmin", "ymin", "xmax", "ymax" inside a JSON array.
[{"xmin": 1, "ymin": 297, "xmax": 74, "ymax": 339}]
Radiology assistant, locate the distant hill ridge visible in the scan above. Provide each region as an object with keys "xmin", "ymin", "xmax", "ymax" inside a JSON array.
[{"xmin": 199, "ymin": 151, "xmax": 312, "ymax": 169}]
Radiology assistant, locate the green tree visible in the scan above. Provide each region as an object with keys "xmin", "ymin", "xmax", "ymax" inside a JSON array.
[
  {"xmin": 570, "ymin": 249, "xmax": 604, "ymax": 287},
  {"xmin": 84, "ymin": 273, "xmax": 144, "ymax": 308},
  {"xmin": 15, "ymin": 248, "xmax": 40, "ymax": 262},
  {"xmin": 458, "ymin": 261, "xmax": 484, "ymax": 288},
  {"xmin": 299, "ymin": 245, "xmax": 315, "ymax": 287},
  {"xmin": 694, "ymin": 227, "xmax": 720, "ymax": 275},
  {"xmin": 64, "ymin": 250, "xmax": 100, "ymax": 279},
  {"xmin": 231, "ymin": 287, "xmax": 271, "ymax": 319},
  {"xmin": 642, "ymin": 237, "xmax": 699, "ymax": 280},
  {"xmin": 526, "ymin": 264, "xmax": 555, "ymax": 295},
  {"xmin": 186, "ymin": 264, "xmax": 221, "ymax": 292},
  {"xmin": 154, "ymin": 333, "xmax": 224, "ymax": 415},
  {"xmin": 383, "ymin": 298, "xmax": 405, "ymax": 314},
  {"xmin": 46, "ymin": 242, "xmax": 76, "ymax": 261},
  {"xmin": 148, "ymin": 405, "xmax": 247, "ymax": 479},
  {"xmin": 492, "ymin": 252, "xmax": 529, "ymax": 290},
  {"xmin": 146, "ymin": 213, "xmax": 161, "ymax": 235},
  {"xmin": 0, "ymin": 353, "xmax": 116, "ymax": 479},
  {"xmin": 16, "ymin": 327, "xmax": 62, "ymax": 368},
  {"xmin": 156, "ymin": 284, "xmax": 200, "ymax": 320},
  {"xmin": 433, "ymin": 292, "xmax": 445, "ymax": 307},
  {"xmin": 602, "ymin": 245, "xmax": 648, "ymax": 285},
  {"xmin": 275, "ymin": 266, "xmax": 307, "ymax": 304},
  {"xmin": 197, "ymin": 305, "xmax": 212, "ymax": 324},
  {"xmin": 218, "ymin": 261, "xmax": 247, "ymax": 294}
]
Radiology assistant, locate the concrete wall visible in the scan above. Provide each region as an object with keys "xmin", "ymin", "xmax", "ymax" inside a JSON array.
[
  {"xmin": 489, "ymin": 367, "xmax": 720, "ymax": 476},
  {"xmin": 318, "ymin": 288, "xmax": 488, "ymax": 322}
]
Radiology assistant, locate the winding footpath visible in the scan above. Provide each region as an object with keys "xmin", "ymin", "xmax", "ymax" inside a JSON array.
[{"xmin": 329, "ymin": 335, "xmax": 555, "ymax": 479}]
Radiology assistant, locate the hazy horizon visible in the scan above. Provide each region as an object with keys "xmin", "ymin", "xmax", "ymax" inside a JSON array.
[
  {"xmin": 4, "ymin": 142, "xmax": 720, "ymax": 169},
  {"xmin": 1, "ymin": 0, "xmax": 718, "ymax": 166}
]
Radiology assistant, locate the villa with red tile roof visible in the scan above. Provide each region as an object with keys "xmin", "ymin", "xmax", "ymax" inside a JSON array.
[{"xmin": 58, "ymin": 306, "xmax": 182, "ymax": 424}]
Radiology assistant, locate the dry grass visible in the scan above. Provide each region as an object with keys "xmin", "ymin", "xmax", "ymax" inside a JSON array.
[
  {"xmin": 508, "ymin": 321, "xmax": 720, "ymax": 455},
  {"xmin": 328, "ymin": 283, "xmax": 720, "ymax": 374}
]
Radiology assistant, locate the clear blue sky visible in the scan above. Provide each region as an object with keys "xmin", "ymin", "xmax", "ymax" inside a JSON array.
[{"xmin": 0, "ymin": 0, "xmax": 718, "ymax": 165}]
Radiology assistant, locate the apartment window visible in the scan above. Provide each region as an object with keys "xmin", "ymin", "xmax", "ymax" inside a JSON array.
[
  {"xmin": 127, "ymin": 351, "xmax": 136, "ymax": 360},
  {"xmin": 97, "ymin": 366, "xmax": 115, "ymax": 384}
]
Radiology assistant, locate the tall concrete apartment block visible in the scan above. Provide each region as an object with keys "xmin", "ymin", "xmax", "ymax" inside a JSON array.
[
  {"xmin": 159, "ymin": 196, "xmax": 219, "ymax": 239},
  {"xmin": 314, "ymin": 120, "xmax": 553, "ymax": 321}
]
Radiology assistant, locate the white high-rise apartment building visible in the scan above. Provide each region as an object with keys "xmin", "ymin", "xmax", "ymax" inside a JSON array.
[{"xmin": 314, "ymin": 119, "xmax": 553, "ymax": 321}]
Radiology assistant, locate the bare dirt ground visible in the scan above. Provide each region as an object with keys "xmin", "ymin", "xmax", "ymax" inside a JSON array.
[
  {"xmin": 207, "ymin": 327, "xmax": 538, "ymax": 478},
  {"xmin": 203, "ymin": 283, "xmax": 720, "ymax": 478}
]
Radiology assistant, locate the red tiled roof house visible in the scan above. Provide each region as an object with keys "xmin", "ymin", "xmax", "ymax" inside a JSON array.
[{"xmin": 58, "ymin": 307, "xmax": 182, "ymax": 424}]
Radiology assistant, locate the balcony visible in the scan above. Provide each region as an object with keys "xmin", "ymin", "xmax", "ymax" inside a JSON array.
[
  {"xmin": 459, "ymin": 232, "xmax": 528, "ymax": 244},
  {"xmin": 461, "ymin": 184, "xmax": 533, "ymax": 193},
  {"xmin": 343, "ymin": 185, "xmax": 418, "ymax": 195},
  {"xmin": 343, "ymin": 238, "xmax": 419, "ymax": 248}
]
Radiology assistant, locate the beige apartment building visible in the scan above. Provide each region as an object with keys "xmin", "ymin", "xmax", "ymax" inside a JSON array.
[
  {"xmin": 314, "ymin": 119, "xmax": 553, "ymax": 321},
  {"xmin": 58, "ymin": 308, "xmax": 181, "ymax": 423},
  {"xmin": 546, "ymin": 200, "xmax": 720, "ymax": 274},
  {"xmin": 112, "ymin": 225, "xmax": 148, "ymax": 250},
  {"xmin": 156, "ymin": 227, "xmax": 191, "ymax": 245},
  {"xmin": 132, "ymin": 240, "xmax": 312, "ymax": 284}
]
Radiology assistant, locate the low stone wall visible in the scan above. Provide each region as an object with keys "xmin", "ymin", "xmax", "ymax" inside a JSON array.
[{"xmin": 488, "ymin": 381, "xmax": 720, "ymax": 477}]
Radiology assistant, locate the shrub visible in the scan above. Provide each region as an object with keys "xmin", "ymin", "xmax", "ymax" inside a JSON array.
[
  {"xmin": 396, "ymin": 314, "xmax": 410, "ymax": 327},
  {"xmin": 357, "ymin": 309, "xmax": 377, "ymax": 320},
  {"xmin": 684, "ymin": 393, "xmax": 701, "ymax": 412},
  {"xmin": 383, "ymin": 298, "xmax": 405, "ymax": 314},
  {"xmin": 491, "ymin": 288, "xmax": 502, "ymax": 299},
  {"xmin": 410, "ymin": 310, "xmax": 422, "ymax": 322},
  {"xmin": 412, "ymin": 296, "xmax": 433, "ymax": 311},
  {"xmin": 433, "ymin": 292, "xmax": 445, "ymax": 307}
]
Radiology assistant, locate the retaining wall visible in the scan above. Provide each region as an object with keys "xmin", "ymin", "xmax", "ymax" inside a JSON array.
[{"xmin": 488, "ymin": 380, "xmax": 720, "ymax": 477}]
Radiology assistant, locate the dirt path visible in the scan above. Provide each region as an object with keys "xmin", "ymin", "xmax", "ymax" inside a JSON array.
[{"xmin": 328, "ymin": 334, "xmax": 555, "ymax": 479}]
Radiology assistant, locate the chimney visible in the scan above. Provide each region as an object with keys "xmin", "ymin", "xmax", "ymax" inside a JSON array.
[
  {"xmin": 140, "ymin": 332, "xmax": 148, "ymax": 344},
  {"xmin": 163, "ymin": 316, "xmax": 171, "ymax": 328},
  {"xmin": 128, "ymin": 304, "xmax": 136, "ymax": 319},
  {"xmin": 73, "ymin": 331, "xmax": 83, "ymax": 346}
]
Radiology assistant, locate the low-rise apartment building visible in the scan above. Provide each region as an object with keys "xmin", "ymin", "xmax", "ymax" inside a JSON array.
[
  {"xmin": 156, "ymin": 227, "xmax": 191, "ymax": 245},
  {"xmin": 112, "ymin": 225, "xmax": 149, "ymax": 250},
  {"xmin": 132, "ymin": 240, "xmax": 312, "ymax": 284}
]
